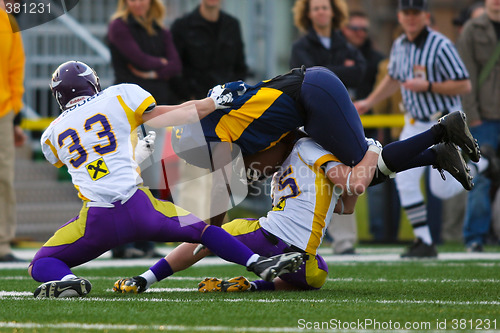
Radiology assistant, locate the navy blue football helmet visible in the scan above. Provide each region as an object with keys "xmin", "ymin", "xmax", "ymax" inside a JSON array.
[{"xmin": 50, "ymin": 61, "xmax": 101, "ymax": 110}]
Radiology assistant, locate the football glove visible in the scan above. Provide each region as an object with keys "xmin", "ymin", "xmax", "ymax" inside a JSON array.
[
  {"xmin": 365, "ymin": 137, "xmax": 383, "ymax": 154},
  {"xmin": 208, "ymin": 85, "xmax": 233, "ymax": 109},
  {"xmin": 135, "ymin": 130, "xmax": 156, "ymax": 164},
  {"xmin": 223, "ymin": 80, "xmax": 248, "ymax": 96}
]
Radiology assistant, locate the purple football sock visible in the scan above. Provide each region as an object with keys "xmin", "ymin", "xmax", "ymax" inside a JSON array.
[
  {"xmin": 251, "ymin": 279, "xmax": 275, "ymax": 291},
  {"xmin": 382, "ymin": 128, "xmax": 438, "ymax": 172},
  {"xmin": 149, "ymin": 258, "xmax": 173, "ymax": 281},
  {"xmin": 200, "ymin": 225, "xmax": 254, "ymax": 266},
  {"xmin": 31, "ymin": 257, "xmax": 73, "ymax": 282}
]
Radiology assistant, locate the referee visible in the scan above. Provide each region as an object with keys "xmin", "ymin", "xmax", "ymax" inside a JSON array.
[{"xmin": 354, "ymin": 0, "xmax": 471, "ymax": 257}]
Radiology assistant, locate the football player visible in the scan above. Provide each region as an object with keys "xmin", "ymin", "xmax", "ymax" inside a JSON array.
[
  {"xmin": 173, "ymin": 66, "xmax": 481, "ymax": 226},
  {"xmin": 114, "ymin": 117, "xmax": 477, "ymax": 293},
  {"xmin": 28, "ymin": 61, "xmax": 306, "ymax": 298}
]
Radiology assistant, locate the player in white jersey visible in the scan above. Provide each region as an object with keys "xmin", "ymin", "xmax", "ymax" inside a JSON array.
[
  {"xmin": 114, "ymin": 134, "xmax": 376, "ymax": 293},
  {"xmin": 28, "ymin": 61, "xmax": 305, "ymax": 298},
  {"xmin": 259, "ymin": 138, "xmax": 342, "ymax": 256},
  {"xmin": 113, "ymin": 112, "xmax": 479, "ymax": 293}
]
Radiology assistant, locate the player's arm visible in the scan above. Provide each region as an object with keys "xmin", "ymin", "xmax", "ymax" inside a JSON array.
[
  {"xmin": 327, "ymin": 149, "xmax": 380, "ymax": 213},
  {"xmin": 142, "ymin": 97, "xmax": 216, "ymax": 128},
  {"xmin": 142, "ymin": 84, "xmax": 235, "ymax": 128}
]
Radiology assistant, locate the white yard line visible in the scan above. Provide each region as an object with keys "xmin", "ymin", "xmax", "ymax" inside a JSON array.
[
  {"xmin": 1, "ymin": 292, "xmax": 499, "ymax": 306},
  {"xmin": 0, "ymin": 321, "xmax": 313, "ymax": 332},
  {"xmin": 1, "ymin": 321, "xmax": 499, "ymax": 333},
  {"xmin": 3, "ymin": 249, "xmax": 500, "ymax": 269}
]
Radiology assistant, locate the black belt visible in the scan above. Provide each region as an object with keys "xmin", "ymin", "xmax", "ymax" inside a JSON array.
[{"xmin": 260, "ymin": 228, "xmax": 307, "ymax": 254}]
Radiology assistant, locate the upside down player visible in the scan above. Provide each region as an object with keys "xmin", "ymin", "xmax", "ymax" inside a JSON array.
[
  {"xmin": 114, "ymin": 114, "xmax": 477, "ymax": 293},
  {"xmin": 172, "ymin": 66, "xmax": 481, "ymax": 226},
  {"xmin": 28, "ymin": 61, "xmax": 305, "ymax": 298}
]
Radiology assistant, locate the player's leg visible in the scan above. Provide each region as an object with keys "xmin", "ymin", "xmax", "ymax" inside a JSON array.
[
  {"xmin": 115, "ymin": 193, "xmax": 304, "ymax": 293},
  {"xmin": 374, "ymin": 113, "xmax": 475, "ymax": 190},
  {"xmin": 300, "ymin": 66, "xmax": 367, "ymax": 167},
  {"xmin": 198, "ymin": 219, "xmax": 327, "ymax": 292},
  {"xmin": 29, "ymin": 203, "xmax": 126, "ymax": 298},
  {"xmin": 379, "ymin": 111, "xmax": 479, "ymax": 172}
]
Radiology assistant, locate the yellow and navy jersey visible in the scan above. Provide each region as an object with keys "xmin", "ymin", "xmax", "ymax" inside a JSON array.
[
  {"xmin": 40, "ymin": 84, "xmax": 156, "ymax": 203},
  {"xmin": 259, "ymin": 138, "xmax": 341, "ymax": 255},
  {"xmin": 175, "ymin": 71, "xmax": 305, "ymax": 156}
]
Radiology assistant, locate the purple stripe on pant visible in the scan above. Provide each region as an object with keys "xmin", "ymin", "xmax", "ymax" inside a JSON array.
[{"xmin": 32, "ymin": 189, "xmax": 207, "ymax": 268}]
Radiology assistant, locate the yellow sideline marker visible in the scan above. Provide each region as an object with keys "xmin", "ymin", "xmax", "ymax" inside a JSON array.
[{"xmin": 21, "ymin": 114, "xmax": 406, "ymax": 131}]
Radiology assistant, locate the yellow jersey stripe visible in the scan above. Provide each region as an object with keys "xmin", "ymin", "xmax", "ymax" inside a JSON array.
[
  {"xmin": 215, "ymin": 87, "xmax": 282, "ymax": 142},
  {"xmin": 313, "ymin": 154, "xmax": 340, "ymax": 174},
  {"xmin": 117, "ymin": 94, "xmax": 155, "ymax": 130},
  {"xmin": 304, "ymin": 164, "xmax": 333, "ymax": 255},
  {"xmin": 136, "ymin": 95, "xmax": 156, "ymax": 119},
  {"xmin": 44, "ymin": 138, "xmax": 64, "ymax": 168},
  {"xmin": 117, "ymin": 95, "xmax": 139, "ymax": 130}
]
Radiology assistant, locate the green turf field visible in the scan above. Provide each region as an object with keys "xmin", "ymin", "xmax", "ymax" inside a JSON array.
[{"xmin": 1, "ymin": 249, "xmax": 499, "ymax": 333}]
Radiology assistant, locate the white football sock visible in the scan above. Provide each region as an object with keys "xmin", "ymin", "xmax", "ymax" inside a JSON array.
[
  {"xmin": 140, "ymin": 270, "xmax": 158, "ymax": 289},
  {"xmin": 61, "ymin": 274, "xmax": 77, "ymax": 281},
  {"xmin": 246, "ymin": 254, "xmax": 260, "ymax": 267},
  {"xmin": 413, "ymin": 226, "xmax": 433, "ymax": 245}
]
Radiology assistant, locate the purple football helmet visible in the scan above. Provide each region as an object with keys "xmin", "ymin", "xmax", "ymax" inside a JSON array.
[{"xmin": 50, "ymin": 61, "xmax": 101, "ymax": 110}]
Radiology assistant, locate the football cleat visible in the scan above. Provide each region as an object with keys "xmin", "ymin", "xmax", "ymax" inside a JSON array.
[
  {"xmin": 437, "ymin": 111, "xmax": 480, "ymax": 162},
  {"xmin": 432, "ymin": 142, "xmax": 474, "ymax": 190},
  {"xmin": 34, "ymin": 278, "xmax": 91, "ymax": 298},
  {"xmin": 198, "ymin": 276, "xmax": 251, "ymax": 293},
  {"xmin": 401, "ymin": 238, "xmax": 438, "ymax": 258},
  {"xmin": 113, "ymin": 276, "xmax": 147, "ymax": 294},
  {"xmin": 247, "ymin": 252, "xmax": 305, "ymax": 282}
]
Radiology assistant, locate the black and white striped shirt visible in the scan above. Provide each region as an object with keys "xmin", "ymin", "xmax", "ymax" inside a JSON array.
[{"xmin": 388, "ymin": 27, "xmax": 469, "ymax": 121}]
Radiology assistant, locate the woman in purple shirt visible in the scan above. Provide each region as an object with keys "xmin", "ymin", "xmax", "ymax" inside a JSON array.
[
  {"xmin": 108, "ymin": 0, "xmax": 181, "ymax": 105},
  {"xmin": 107, "ymin": 0, "xmax": 182, "ymax": 258}
]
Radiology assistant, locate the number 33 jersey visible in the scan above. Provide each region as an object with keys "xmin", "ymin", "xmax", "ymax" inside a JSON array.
[
  {"xmin": 259, "ymin": 138, "xmax": 341, "ymax": 255},
  {"xmin": 41, "ymin": 84, "xmax": 156, "ymax": 203}
]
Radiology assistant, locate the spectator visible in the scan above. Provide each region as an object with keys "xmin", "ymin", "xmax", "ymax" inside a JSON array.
[
  {"xmin": 108, "ymin": 0, "xmax": 181, "ymax": 105},
  {"xmin": 341, "ymin": 10, "xmax": 397, "ymax": 244},
  {"xmin": 290, "ymin": 0, "xmax": 366, "ymax": 89},
  {"xmin": 290, "ymin": 0, "xmax": 366, "ymax": 254},
  {"xmin": 440, "ymin": 2, "xmax": 485, "ymax": 244},
  {"xmin": 355, "ymin": 0, "xmax": 473, "ymax": 258},
  {"xmin": 170, "ymin": 0, "xmax": 248, "ymax": 222},
  {"xmin": 457, "ymin": 0, "xmax": 500, "ymax": 252},
  {"xmin": 0, "ymin": 2, "xmax": 26, "ymax": 262},
  {"xmin": 453, "ymin": 1, "xmax": 486, "ymax": 35},
  {"xmin": 170, "ymin": 0, "xmax": 247, "ymax": 100},
  {"xmin": 108, "ymin": 0, "xmax": 181, "ymax": 258}
]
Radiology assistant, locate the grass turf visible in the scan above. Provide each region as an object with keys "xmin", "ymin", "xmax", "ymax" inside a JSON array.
[{"xmin": 0, "ymin": 258, "xmax": 499, "ymax": 333}]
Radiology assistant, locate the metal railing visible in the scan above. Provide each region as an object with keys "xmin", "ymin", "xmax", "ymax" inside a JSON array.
[{"xmin": 20, "ymin": 0, "xmax": 293, "ymax": 121}]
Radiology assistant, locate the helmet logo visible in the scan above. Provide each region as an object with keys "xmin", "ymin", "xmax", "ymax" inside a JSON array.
[
  {"xmin": 78, "ymin": 67, "xmax": 94, "ymax": 77},
  {"xmin": 51, "ymin": 80, "xmax": 62, "ymax": 88}
]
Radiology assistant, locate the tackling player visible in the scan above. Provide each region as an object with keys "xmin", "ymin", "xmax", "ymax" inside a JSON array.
[
  {"xmin": 114, "ymin": 113, "xmax": 477, "ymax": 293},
  {"xmin": 173, "ymin": 66, "xmax": 481, "ymax": 226},
  {"xmin": 28, "ymin": 61, "xmax": 306, "ymax": 298}
]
